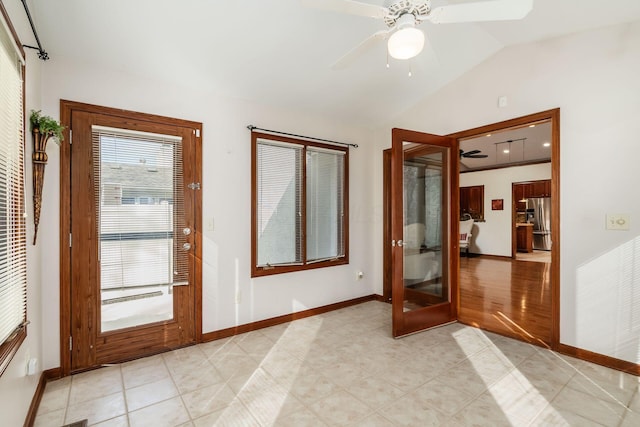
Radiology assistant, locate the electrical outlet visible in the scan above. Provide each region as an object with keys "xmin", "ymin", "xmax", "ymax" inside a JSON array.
[
  {"xmin": 206, "ymin": 217, "xmax": 214, "ymax": 231},
  {"xmin": 498, "ymin": 96, "xmax": 508, "ymax": 108},
  {"xmin": 26, "ymin": 358, "xmax": 38, "ymax": 376},
  {"xmin": 606, "ymin": 214, "xmax": 630, "ymax": 230}
]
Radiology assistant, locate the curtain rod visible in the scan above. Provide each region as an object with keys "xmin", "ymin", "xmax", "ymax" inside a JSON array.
[
  {"xmin": 247, "ymin": 125, "xmax": 358, "ymax": 148},
  {"xmin": 20, "ymin": 0, "xmax": 48, "ymax": 60}
]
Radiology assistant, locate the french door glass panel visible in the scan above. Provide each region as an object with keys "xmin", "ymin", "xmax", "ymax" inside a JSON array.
[
  {"xmin": 94, "ymin": 126, "xmax": 186, "ymax": 332},
  {"xmin": 402, "ymin": 145, "xmax": 447, "ymax": 311}
]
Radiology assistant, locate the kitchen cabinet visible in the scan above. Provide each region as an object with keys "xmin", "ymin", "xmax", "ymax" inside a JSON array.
[
  {"xmin": 460, "ymin": 185, "xmax": 484, "ymax": 220},
  {"xmin": 516, "ymin": 224, "xmax": 533, "ymax": 253},
  {"xmin": 514, "ymin": 183, "xmax": 530, "ymax": 211},
  {"xmin": 530, "ymin": 180, "xmax": 551, "ymax": 198},
  {"xmin": 514, "ymin": 180, "xmax": 551, "ymax": 211}
]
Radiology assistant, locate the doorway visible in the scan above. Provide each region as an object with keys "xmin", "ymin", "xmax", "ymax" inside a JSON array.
[
  {"xmin": 451, "ymin": 109, "xmax": 559, "ymax": 347},
  {"xmin": 513, "ymin": 179, "xmax": 552, "ymax": 263},
  {"xmin": 383, "ymin": 109, "xmax": 559, "ymax": 348},
  {"xmin": 59, "ymin": 101, "xmax": 203, "ymax": 374}
]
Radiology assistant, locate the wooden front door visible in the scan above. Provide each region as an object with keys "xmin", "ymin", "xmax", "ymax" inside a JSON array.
[
  {"xmin": 391, "ymin": 128, "xmax": 459, "ymax": 337},
  {"xmin": 61, "ymin": 101, "xmax": 202, "ymax": 373}
]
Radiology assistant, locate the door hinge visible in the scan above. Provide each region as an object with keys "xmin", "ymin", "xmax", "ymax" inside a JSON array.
[
  {"xmin": 187, "ymin": 182, "xmax": 201, "ymax": 190},
  {"xmin": 69, "ymin": 129, "xmax": 72, "ymax": 144},
  {"xmin": 69, "ymin": 336, "xmax": 72, "ymax": 351},
  {"xmin": 194, "ymin": 129, "xmax": 200, "ymax": 138},
  {"xmin": 69, "ymin": 233, "xmax": 72, "ymax": 247}
]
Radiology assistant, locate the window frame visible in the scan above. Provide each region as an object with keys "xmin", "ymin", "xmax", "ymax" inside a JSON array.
[
  {"xmin": 0, "ymin": 1, "xmax": 27, "ymax": 377},
  {"xmin": 251, "ymin": 131, "xmax": 349, "ymax": 277}
]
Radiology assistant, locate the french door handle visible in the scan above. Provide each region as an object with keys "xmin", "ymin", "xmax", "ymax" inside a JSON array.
[
  {"xmin": 182, "ymin": 243, "xmax": 192, "ymax": 251},
  {"xmin": 183, "ymin": 227, "xmax": 191, "ymax": 236}
]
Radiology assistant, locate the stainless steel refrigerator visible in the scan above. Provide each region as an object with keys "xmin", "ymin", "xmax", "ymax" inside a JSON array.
[{"xmin": 526, "ymin": 197, "xmax": 552, "ymax": 251}]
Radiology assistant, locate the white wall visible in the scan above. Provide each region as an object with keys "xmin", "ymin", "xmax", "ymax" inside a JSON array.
[
  {"xmin": 37, "ymin": 56, "xmax": 377, "ymax": 369},
  {"xmin": 0, "ymin": 1, "xmax": 44, "ymax": 425},
  {"xmin": 460, "ymin": 163, "xmax": 551, "ymax": 256},
  {"xmin": 373, "ymin": 21, "xmax": 640, "ymax": 364}
]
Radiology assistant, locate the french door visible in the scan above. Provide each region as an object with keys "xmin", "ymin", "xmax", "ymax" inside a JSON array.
[
  {"xmin": 391, "ymin": 128, "xmax": 459, "ymax": 337},
  {"xmin": 61, "ymin": 102, "xmax": 202, "ymax": 372}
]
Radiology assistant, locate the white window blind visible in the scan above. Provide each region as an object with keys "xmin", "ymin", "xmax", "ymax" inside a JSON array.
[
  {"xmin": 0, "ymin": 17, "xmax": 27, "ymax": 348},
  {"xmin": 256, "ymin": 139, "xmax": 303, "ymax": 267},
  {"xmin": 92, "ymin": 126, "xmax": 187, "ymax": 305},
  {"xmin": 306, "ymin": 147, "xmax": 345, "ymax": 263}
]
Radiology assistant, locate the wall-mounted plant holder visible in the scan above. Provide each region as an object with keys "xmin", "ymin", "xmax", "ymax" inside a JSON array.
[{"xmin": 29, "ymin": 110, "xmax": 63, "ymax": 245}]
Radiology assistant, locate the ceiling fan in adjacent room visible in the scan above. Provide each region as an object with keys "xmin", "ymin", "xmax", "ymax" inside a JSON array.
[
  {"xmin": 301, "ymin": 0, "xmax": 534, "ymax": 69},
  {"xmin": 460, "ymin": 149, "xmax": 488, "ymax": 159}
]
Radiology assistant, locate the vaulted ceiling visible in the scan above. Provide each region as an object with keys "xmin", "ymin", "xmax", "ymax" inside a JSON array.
[{"xmin": 28, "ymin": 0, "xmax": 640, "ymax": 127}]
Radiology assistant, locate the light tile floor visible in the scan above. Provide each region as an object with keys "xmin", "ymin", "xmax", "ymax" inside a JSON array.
[{"xmin": 34, "ymin": 301, "xmax": 640, "ymax": 426}]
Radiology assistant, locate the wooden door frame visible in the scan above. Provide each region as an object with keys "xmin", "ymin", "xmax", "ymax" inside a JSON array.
[
  {"xmin": 59, "ymin": 100, "xmax": 203, "ymax": 376},
  {"xmin": 447, "ymin": 108, "xmax": 560, "ymax": 349},
  {"xmin": 383, "ymin": 109, "xmax": 559, "ymax": 348}
]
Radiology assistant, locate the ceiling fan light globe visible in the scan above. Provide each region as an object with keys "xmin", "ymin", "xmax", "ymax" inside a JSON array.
[{"xmin": 387, "ymin": 27, "xmax": 424, "ymax": 60}]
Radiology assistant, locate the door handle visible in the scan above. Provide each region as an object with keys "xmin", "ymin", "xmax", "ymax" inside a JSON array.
[
  {"xmin": 183, "ymin": 227, "xmax": 191, "ymax": 236},
  {"xmin": 182, "ymin": 243, "xmax": 191, "ymax": 251}
]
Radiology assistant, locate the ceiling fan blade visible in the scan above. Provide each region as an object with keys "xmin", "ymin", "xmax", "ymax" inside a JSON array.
[
  {"xmin": 429, "ymin": 0, "xmax": 533, "ymax": 24},
  {"xmin": 464, "ymin": 149, "xmax": 482, "ymax": 156},
  {"xmin": 467, "ymin": 154, "xmax": 489, "ymax": 158},
  {"xmin": 331, "ymin": 29, "xmax": 391, "ymax": 70},
  {"xmin": 300, "ymin": 0, "xmax": 388, "ymax": 19}
]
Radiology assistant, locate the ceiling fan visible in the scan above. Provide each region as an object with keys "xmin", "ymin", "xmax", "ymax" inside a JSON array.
[
  {"xmin": 301, "ymin": 0, "xmax": 534, "ymax": 69},
  {"xmin": 460, "ymin": 149, "xmax": 488, "ymax": 158}
]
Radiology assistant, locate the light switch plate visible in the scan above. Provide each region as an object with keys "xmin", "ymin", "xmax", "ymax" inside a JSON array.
[{"xmin": 606, "ymin": 214, "xmax": 630, "ymax": 230}]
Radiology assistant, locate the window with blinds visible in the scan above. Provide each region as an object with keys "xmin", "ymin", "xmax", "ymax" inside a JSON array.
[
  {"xmin": 256, "ymin": 140, "xmax": 303, "ymax": 266},
  {"xmin": 92, "ymin": 126, "xmax": 187, "ymax": 332},
  {"xmin": 306, "ymin": 147, "xmax": 345, "ymax": 263},
  {"xmin": 0, "ymin": 10, "xmax": 27, "ymax": 375},
  {"xmin": 252, "ymin": 133, "xmax": 348, "ymax": 277}
]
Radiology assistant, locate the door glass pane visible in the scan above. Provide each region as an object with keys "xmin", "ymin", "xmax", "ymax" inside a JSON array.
[
  {"xmin": 402, "ymin": 143, "xmax": 448, "ymax": 311},
  {"xmin": 93, "ymin": 127, "xmax": 185, "ymax": 332}
]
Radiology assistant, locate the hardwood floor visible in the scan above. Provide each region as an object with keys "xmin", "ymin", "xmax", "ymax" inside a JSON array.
[{"xmin": 459, "ymin": 255, "xmax": 552, "ymax": 347}]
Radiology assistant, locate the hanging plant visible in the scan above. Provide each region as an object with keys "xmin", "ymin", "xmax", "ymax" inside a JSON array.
[
  {"xmin": 29, "ymin": 110, "xmax": 64, "ymax": 244},
  {"xmin": 30, "ymin": 110, "xmax": 65, "ymax": 143}
]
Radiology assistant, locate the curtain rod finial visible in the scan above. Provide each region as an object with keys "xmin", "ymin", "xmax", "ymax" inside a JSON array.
[{"xmin": 247, "ymin": 125, "xmax": 256, "ymax": 131}]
